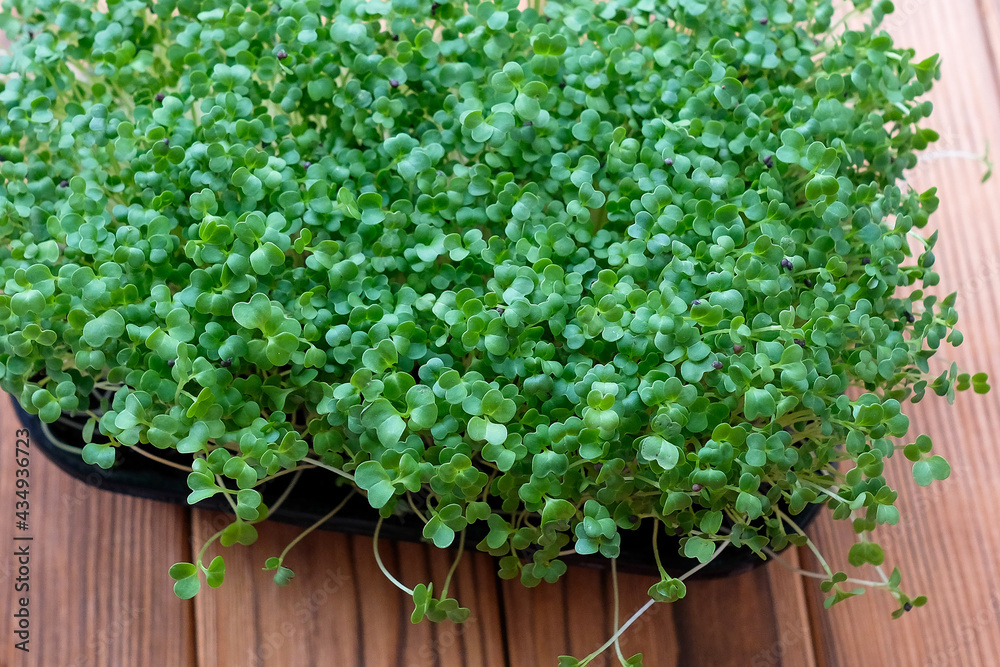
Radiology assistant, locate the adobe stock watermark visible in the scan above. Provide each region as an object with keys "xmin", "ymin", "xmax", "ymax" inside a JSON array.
[
  {"xmin": 408, "ymin": 612, "xmax": 480, "ymax": 666},
  {"xmin": 881, "ymin": 0, "xmax": 933, "ymax": 34},
  {"xmin": 924, "ymin": 594, "xmax": 1000, "ymax": 666},
  {"xmin": 11, "ymin": 426, "xmax": 34, "ymax": 653},
  {"xmin": 246, "ymin": 566, "xmax": 352, "ymax": 666},
  {"xmin": 749, "ymin": 620, "xmax": 812, "ymax": 667},
  {"xmin": 62, "ymin": 603, "xmax": 145, "ymax": 667},
  {"xmin": 59, "ymin": 465, "xmax": 117, "ymax": 514}
]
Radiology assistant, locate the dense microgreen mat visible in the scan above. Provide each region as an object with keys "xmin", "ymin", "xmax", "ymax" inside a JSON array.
[{"xmin": 0, "ymin": 0, "xmax": 991, "ymax": 662}]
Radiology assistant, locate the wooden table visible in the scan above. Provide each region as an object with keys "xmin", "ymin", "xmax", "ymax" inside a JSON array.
[{"xmin": 2, "ymin": 2, "xmax": 1000, "ymax": 665}]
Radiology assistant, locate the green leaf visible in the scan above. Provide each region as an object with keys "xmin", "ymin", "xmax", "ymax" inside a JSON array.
[
  {"xmin": 690, "ymin": 302, "xmax": 724, "ymax": 326},
  {"xmin": 355, "ymin": 461, "xmax": 397, "ymax": 508},
  {"xmin": 168, "ymin": 562, "xmax": 197, "ymax": 580},
  {"xmin": 912, "ymin": 455, "xmax": 950, "ymax": 486},
  {"xmin": 468, "ymin": 416, "xmax": 507, "ymax": 445},
  {"xmin": 572, "ymin": 109, "xmax": 600, "ymax": 141},
  {"xmin": 10, "ymin": 290, "xmax": 45, "ymax": 316},
  {"xmin": 735, "ymin": 492, "xmax": 763, "ymax": 520},
  {"xmin": 358, "ymin": 192, "xmax": 385, "ymax": 225},
  {"xmin": 362, "ymin": 339, "xmax": 398, "ymax": 373},
  {"xmin": 541, "ymin": 498, "xmax": 577, "ymax": 525},
  {"xmin": 683, "ymin": 536, "xmax": 716, "ymax": 563},
  {"xmin": 744, "ymin": 387, "xmax": 776, "ymax": 420},
  {"xmin": 410, "ymin": 582, "xmax": 432, "ymax": 623},
  {"xmin": 406, "ymin": 385, "xmax": 438, "ymax": 430},
  {"xmin": 263, "ymin": 557, "xmax": 295, "ymax": 585},
  {"xmin": 233, "ymin": 293, "xmax": 272, "ymax": 331},
  {"xmin": 82, "ymin": 310, "xmax": 126, "ymax": 347},
  {"xmin": 81, "ymin": 441, "xmax": 116, "ymax": 469},
  {"xmin": 648, "ymin": 577, "xmax": 687, "ymax": 602},
  {"xmin": 220, "ymin": 521, "xmax": 258, "ymax": 547},
  {"xmin": 169, "ymin": 562, "xmax": 200, "ymax": 599},
  {"xmin": 250, "ymin": 242, "xmax": 285, "ymax": 274},
  {"xmin": 205, "ymin": 555, "xmax": 226, "ymax": 588},
  {"xmin": 172, "ymin": 575, "xmax": 201, "ymax": 599},
  {"xmin": 640, "ymin": 436, "xmax": 680, "ymax": 470},
  {"xmin": 423, "ymin": 514, "xmax": 456, "ymax": 548},
  {"xmin": 307, "ymin": 77, "xmax": 334, "ymax": 101},
  {"xmin": 848, "ymin": 542, "xmax": 885, "ymax": 567}
]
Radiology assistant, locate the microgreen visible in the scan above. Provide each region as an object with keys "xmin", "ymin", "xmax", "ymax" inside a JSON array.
[{"xmin": 0, "ymin": 0, "xmax": 990, "ymax": 663}]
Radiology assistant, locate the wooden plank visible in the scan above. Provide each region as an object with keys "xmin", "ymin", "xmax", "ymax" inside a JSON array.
[
  {"xmin": 502, "ymin": 565, "xmax": 679, "ymax": 667},
  {"xmin": 191, "ymin": 508, "xmax": 508, "ymax": 667},
  {"xmin": 798, "ymin": 2, "xmax": 1000, "ymax": 665},
  {"xmin": 673, "ymin": 570, "xmax": 787, "ymax": 667},
  {"xmin": 761, "ymin": 548, "xmax": 818, "ymax": 667},
  {"xmin": 500, "ymin": 557, "xmax": 817, "ymax": 667},
  {"xmin": 980, "ymin": 0, "xmax": 1000, "ymax": 87},
  {"xmin": 0, "ymin": 400, "xmax": 196, "ymax": 667}
]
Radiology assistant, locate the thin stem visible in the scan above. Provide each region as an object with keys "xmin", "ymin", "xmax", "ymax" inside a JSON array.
[
  {"xmin": 677, "ymin": 540, "xmax": 730, "ymax": 581},
  {"xmin": 775, "ymin": 508, "xmax": 833, "ymax": 577},
  {"xmin": 803, "ymin": 480, "xmax": 851, "ymax": 505},
  {"xmin": 197, "ymin": 527, "xmax": 227, "ymax": 568},
  {"xmin": 651, "ymin": 520, "xmax": 667, "ymax": 579},
  {"xmin": 131, "ymin": 446, "xmax": 193, "ymax": 472},
  {"xmin": 407, "ymin": 492, "xmax": 429, "ymax": 523},
  {"xmin": 579, "ymin": 600, "xmax": 655, "ymax": 666},
  {"xmin": 257, "ymin": 468, "xmax": 305, "ymax": 522},
  {"xmin": 56, "ymin": 414, "xmax": 86, "ymax": 430},
  {"xmin": 611, "ymin": 558, "xmax": 627, "ymax": 666},
  {"xmin": 761, "ymin": 546, "xmax": 886, "ymax": 587},
  {"xmin": 623, "ymin": 474, "xmax": 659, "ymax": 486},
  {"xmin": 302, "ymin": 456, "xmax": 354, "ymax": 482},
  {"xmin": 38, "ymin": 420, "xmax": 84, "ymax": 455},
  {"xmin": 579, "ymin": 541, "xmax": 730, "ymax": 666},
  {"xmin": 93, "ymin": 381, "xmax": 124, "ymax": 391},
  {"xmin": 276, "ymin": 489, "xmax": 356, "ymax": 562},
  {"xmin": 440, "ymin": 528, "xmax": 466, "ymax": 600},
  {"xmin": 373, "ymin": 516, "xmax": 414, "ymax": 596},
  {"xmin": 252, "ymin": 464, "xmax": 313, "ymax": 488},
  {"xmin": 215, "ymin": 475, "xmax": 239, "ymax": 514},
  {"xmin": 776, "ymin": 409, "xmax": 818, "ymax": 425}
]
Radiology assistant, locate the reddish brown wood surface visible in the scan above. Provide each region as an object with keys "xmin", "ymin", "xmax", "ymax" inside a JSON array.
[
  {"xmin": 2, "ymin": 2, "xmax": 1000, "ymax": 666},
  {"xmin": 0, "ymin": 400, "xmax": 196, "ymax": 667},
  {"xmin": 191, "ymin": 508, "xmax": 507, "ymax": 667}
]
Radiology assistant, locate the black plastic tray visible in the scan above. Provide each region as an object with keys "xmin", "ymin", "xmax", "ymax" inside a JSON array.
[{"xmin": 12, "ymin": 394, "xmax": 821, "ymax": 578}]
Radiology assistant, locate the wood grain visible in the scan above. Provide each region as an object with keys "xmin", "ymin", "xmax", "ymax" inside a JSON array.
[
  {"xmin": 763, "ymin": 548, "xmax": 818, "ymax": 667},
  {"xmin": 501, "ymin": 564, "xmax": 679, "ymax": 667},
  {"xmin": 500, "ymin": 554, "xmax": 814, "ymax": 667},
  {"xmin": 191, "ymin": 508, "xmax": 507, "ymax": 667},
  {"xmin": 0, "ymin": 400, "xmax": 196, "ymax": 667},
  {"xmin": 798, "ymin": 2, "xmax": 1000, "ymax": 666}
]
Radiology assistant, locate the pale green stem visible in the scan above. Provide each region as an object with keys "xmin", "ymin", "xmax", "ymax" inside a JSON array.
[
  {"xmin": 373, "ymin": 516, "xmax": 414, "ymax": 596},
  {"xmin": 578, "ymin": 541, "xmax": 730, "ymax": 666},
  {"xmin": 302, "ymin": 456, "xmax": 355, "ymax": 482},
  {"xmin": 611, "ymin": 558, "xmax": 627, "ymax": 665},
  {"xmin": 440, "ymin": 528, "xmax": 466, "ymax": 600},
  {"xmin": 132, "ymin": 446, "xmax": 192, "ymax": 472},
  {"xmin": 256, "ymin": 469, "xmax": 304, "ymax": 521},
  {"xmin": 276, "ymin": 489, "xmax": 356, "ymax": 562}
]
